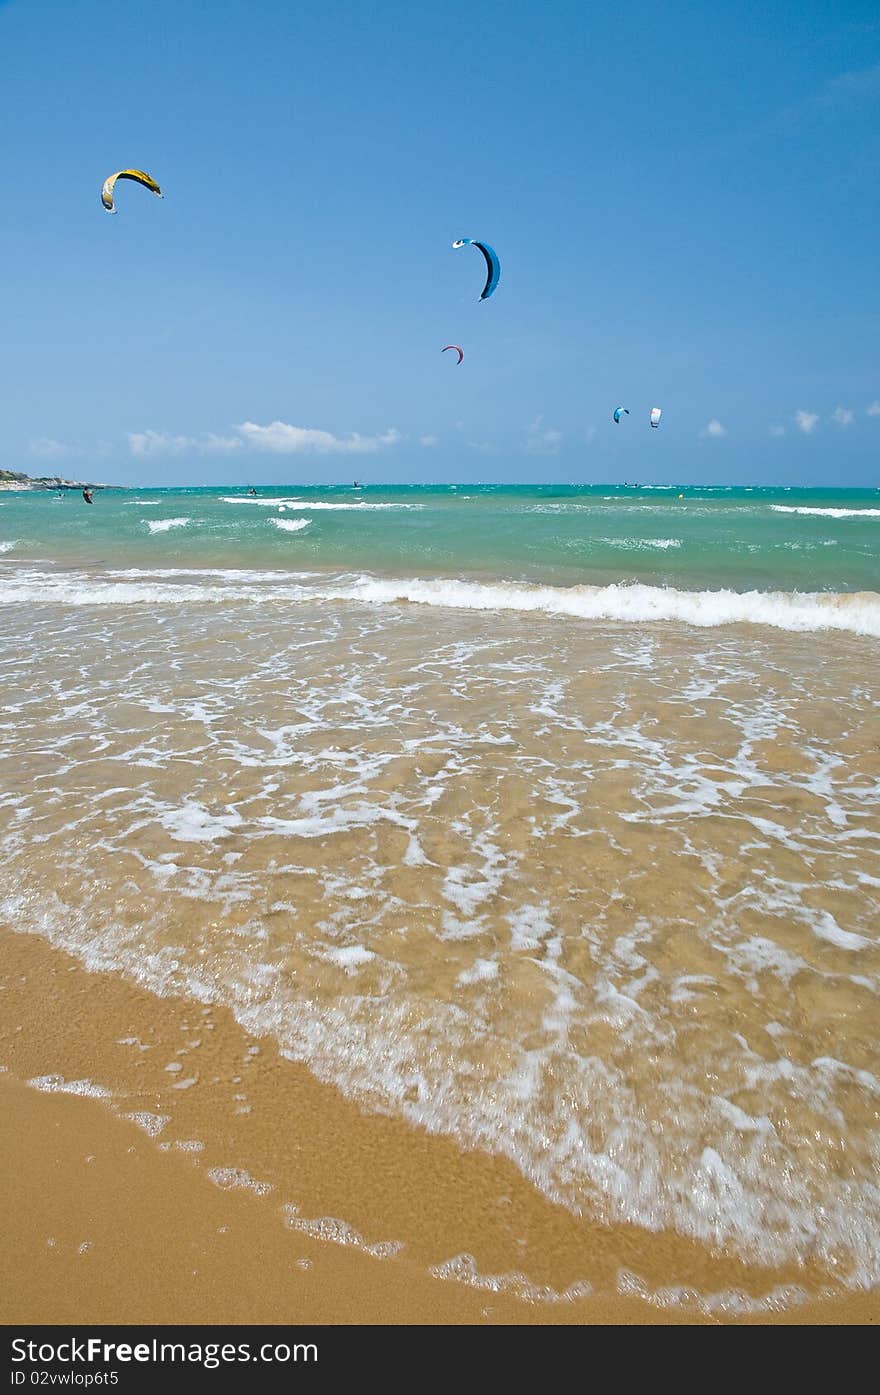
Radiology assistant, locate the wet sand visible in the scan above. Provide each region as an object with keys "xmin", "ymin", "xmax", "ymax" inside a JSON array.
[
  {"xmin": 2, "ymin": 593, "xmax": 878, "ymax": 1323},
  {"xmin": 2, "ymin": 929, "xmax": 877, "ymax": 1326}
]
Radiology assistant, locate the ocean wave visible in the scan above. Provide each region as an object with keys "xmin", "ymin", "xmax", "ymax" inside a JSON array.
[
  {"xmin": 221, "ymin": 497, "xmax": 420, "ymax": 510},
  {"xmin": 108, "ymin": 567, "xmax": 323, "ymax": 581},
  {"xmin": 0, "ymin": 541, "xmax": 17, "ymax": 553},
  {"xmin": 2, "ymin": 567, "xmax": 879, "ymax": 636},
  {"xmin": 771, "ymin": 506, "xmax": 880, "ymax": 519},
  {"xmin": 780, "ymin": 540, "xmax": 838, "ymax": 550},
  {"xmin": 221, "ymin": 496, "xmax": 309, "ymax": 506},
  {"xmin": 332, "ymin": 575, "xmax": 880, "ymax": 637},
  {"xmin": 146, "ymin": 518, "xmax": 191, "ymax": 534},
  {"xmin": 597, "ymin": 537, "xmax": 682, "ymax": 550},
  {"xmin": 279, "ymin": 501, "xmax": 423, "ymax": 510},
  {"xmin": 270, "ymin": 517, "xmax": 311, "ymax": 533}
]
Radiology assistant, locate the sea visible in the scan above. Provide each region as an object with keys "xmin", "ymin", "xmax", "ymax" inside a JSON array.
[{"xmin": 1, "ymin": 480, "xmax": 878, "ymax": 1309}]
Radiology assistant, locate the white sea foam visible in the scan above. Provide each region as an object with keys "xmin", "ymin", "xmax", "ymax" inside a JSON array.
[
  {"xmin": 323, "ymin": 945, "xmax": 375, "ymax": 970},
  {"xmin": 335, "ymin": 575, "xmax": 880, "ymax": 638},
  {"xmin": 158, "ymin": 802, "xmax": 243, "ymax": 843},
  {"xmin": 123, "ymin": 1111, "xmax": 170, "ymax": 1137},
  {"xmin": 146, "ymin": 517, "xmax": 191, "ymax": 534},
  {"xmin": 206, "ymin": 1167, "xmax": 273, "ymax": 1196},
  {"xmin": 282, "ymin": 501, "xmax": 422, "ymax": 510},
  {"xmin": 770, "ymin": 506, "xmax": 880, "ymax": 519},
  {"xmin": 270, "ymin": 518, "xmax": 311, "ymax": 533},
  {"xmin": 430, "ymin": 1253, "xmax": 592, "ymax": 1303},
  {"xmin": 220, "ymin": 497, "xmax": 304, "ymax": 506},
  {"xmin": 221, "ymin": 497, "xmax": 420, "ymax": 510},
  {"xmin": 2, "ymin": 568, "xmax": 878, "ymax": 636},
  {"xmin": 109, "ymin": 567, "xmax": 321, "ymax": 582},
  {"xmin": 597, "ymin": 537, "xmax": 682, "ymax": 550},
  {"xmin": 28, "ymin": 1075, "xmax": 112, "ymax": 1099},
  {"xmin": 2, "ymin": 597, "xmax": 878, "ymax": 1300},
  {"xmin": 0, "ymin": 541, "xmax": 17, "ymax": 553},
  {"xmin": 616, "ymin": 1268, "xmax": 811, "ymax": 1317},
  {"xmin": 457, "ymin": 958, "xmax": 499, "ymax": 985},
  {"xmin": 282, "ymin": 1206, "xmax": 403, "ymax": 1258},
  {"xmin": 278, "ymin": 496, "xmax": 423, "ymax": 507}
]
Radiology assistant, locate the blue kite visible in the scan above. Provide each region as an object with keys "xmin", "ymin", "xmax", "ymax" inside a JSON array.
[{"xmin": 452, "ymin": 238, "xmax": 501, "ymax": 300}]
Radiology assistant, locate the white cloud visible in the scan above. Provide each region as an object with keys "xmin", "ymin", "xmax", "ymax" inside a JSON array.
[
  {"xmin": 525, "ymin": 416, "xmax": 563, "ymax": 455},
  {"xmin": 28, "ymin": 437, "xmax": 76, "ymax": 459},
  {"xmin": 128, "ymin": 430, "xmax": 211, "ymax": 457},
  {"xmin": 419, "ymin": 435, "xmax": 438, "ymax": 447},
  {"xmin": 201, "ymin": 433, "xmax": 244, "ymax": 453},
  {"xmin": 867, "ymin": 401, "xmax": 880, "ymax": 417},
  {"xmin": 832, "ymin": 406, "xmax": 854, "ymax": 427},
  {"xmin": 818, "ymin": 63, "xmax": 880, "ymax": 109},
  {"xmin": 699, "ymin": 418, "xmax": 727, "ymax": 439},
  {"xmin": 794, "ymin": 410, "xmax": 819, "ymax": 435},
  {"xmin": 773, "ymin": 63, "xmax": 880, "ymax": 132},
  {"xmin": 128, "ymin": 422, "xmax": 404, "ymax": 458},
  {"xmin": 236, "ymin": 422, "xmax": 402, "ymax": 455},
  {"xmin": 769, "ymin": 425, "xmax": 786, "ymax": 437}
]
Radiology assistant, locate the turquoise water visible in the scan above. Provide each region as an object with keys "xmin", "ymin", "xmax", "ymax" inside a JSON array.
[{"xmin": 2, "ymin": 483, "xmax": 879, "ymax": 592}]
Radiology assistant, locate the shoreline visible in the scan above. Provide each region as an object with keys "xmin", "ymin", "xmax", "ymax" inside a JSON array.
[
  {"xmin": 3, "ymin": 928, "xmax": 878, "ymax": 1326},
  {"xmin": 3, "ymin": 482, "xmax": 879, "ymax": 606}
]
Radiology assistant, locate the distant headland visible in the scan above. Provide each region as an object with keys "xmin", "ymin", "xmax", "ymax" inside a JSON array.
[{"xmin": 0, "ymin": 469, "xmax": 109, "ymax": 491}]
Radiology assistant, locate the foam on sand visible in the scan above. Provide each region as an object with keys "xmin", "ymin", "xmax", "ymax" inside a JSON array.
[
  {"xmin": 158, "ymin": 801, "xmax": 243, "ymax": 843},
  {"xmin": 2, "ymin": 590, "xmax": 878, "ymax": 1300},
  {"xmin": 28, "ymin": 1075, "xmax": 113, "ymax": 1100},
  {"xmin": 282, "ymin": 1205, "xmax": 403, "ymax": 1258},
  {"xmin": 206, "ymin": 1167, "xmax": 273, "ymax": 1196},
  {"xmin": 123, "ymin": 1111, "xmax": 170, "ymax": 1137},
  {"xmin": 430, "ymin": 1252, "xmax": 592, "ymax": 1303}
]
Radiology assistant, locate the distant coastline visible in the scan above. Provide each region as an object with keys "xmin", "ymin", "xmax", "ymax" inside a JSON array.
[{"xmin": 0, "ymin": 468, "xmax": 109, "ymax": 491}]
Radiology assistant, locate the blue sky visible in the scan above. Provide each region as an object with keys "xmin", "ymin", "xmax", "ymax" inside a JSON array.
[{"xmin": 1, "ymin": 0, "xmax": 878, "ymax": 485}]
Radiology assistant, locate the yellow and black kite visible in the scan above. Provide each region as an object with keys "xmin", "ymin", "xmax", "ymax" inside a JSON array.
[{"xmin": 101, "ymin": 169, "xmax": 163, "ymax": 214}]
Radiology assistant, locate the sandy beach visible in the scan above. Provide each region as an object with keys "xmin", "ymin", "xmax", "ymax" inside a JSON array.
[{"xmin": 2, "ymin": 929, "xmax": 877, "ymax": 1326}]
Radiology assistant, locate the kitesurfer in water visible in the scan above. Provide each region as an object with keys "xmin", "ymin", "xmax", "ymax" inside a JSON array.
[
  {"xmin": 248, "ymin": 486, "xmax": 257, "ymax": 496},
  {"xmin": 82, "ymin": 487, "xmax": 94, "ymax": 505}
]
